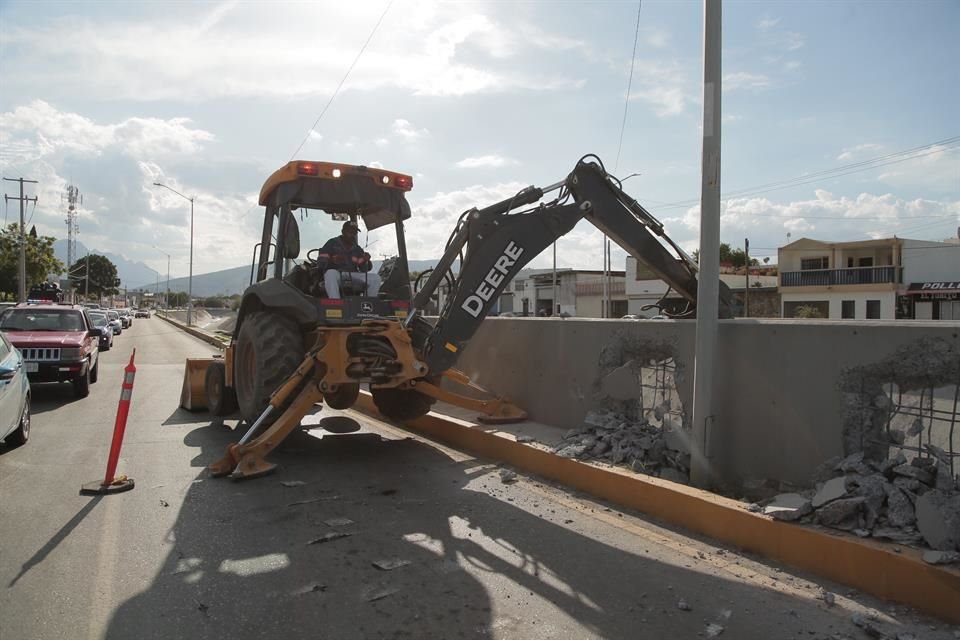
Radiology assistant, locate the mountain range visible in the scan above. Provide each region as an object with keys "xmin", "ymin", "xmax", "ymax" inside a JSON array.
[{"xmin": 54, "ymin": 239, "xmax": 161, "ymax": 290}]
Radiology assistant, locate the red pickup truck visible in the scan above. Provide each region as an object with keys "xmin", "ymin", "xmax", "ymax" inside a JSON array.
[{"xmin": 0, "ymin": 304, "xmax": 101, "ymax": 398}]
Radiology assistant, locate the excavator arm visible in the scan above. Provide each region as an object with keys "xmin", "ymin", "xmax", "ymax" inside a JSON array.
[{"xmin": 414, "ymin": 156, "xmax": 733, "ymax": 375}]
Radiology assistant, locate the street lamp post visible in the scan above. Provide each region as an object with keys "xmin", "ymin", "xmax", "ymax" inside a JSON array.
[
  {"xmin": 152, "ymin": 182, "xmax": 194, "ymax": 326},
  {"xmin": 152, "ymin": 246, "xmax": 171, "ymax": 313}
]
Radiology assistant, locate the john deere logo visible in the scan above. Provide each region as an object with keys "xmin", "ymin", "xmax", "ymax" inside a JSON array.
[{"xmin": 360, "ymin": 302, "xmax": 374, "ymax": 313}]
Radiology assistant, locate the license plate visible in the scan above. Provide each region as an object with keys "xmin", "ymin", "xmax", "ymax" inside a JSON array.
[{"xmin": 25, "ymin": 362, "xmax": 38, "ymax": 373}]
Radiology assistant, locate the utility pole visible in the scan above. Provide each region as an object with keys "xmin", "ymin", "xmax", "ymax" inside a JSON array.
[
  {"xmin": 552, "ymin": 241, "xmax": 557, "ymax": 316},
  {"xmin": 3, "ymin": 177, "xmax": 39, "ymax": 303},
  {"xmin": 744, "ymin": 237, "xmax": 750, "ymax": 318},
  {"xmin": 85, "ymin": 250, "xmax": 90, "ymax": 300},
  {"xmin": 690, "ymin": 0, "xmax": 722, "ymax": 489}
]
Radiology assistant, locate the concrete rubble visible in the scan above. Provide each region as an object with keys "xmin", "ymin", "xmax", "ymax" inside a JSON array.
[
  {"xmin": 553, "ymin": 408, "xmax": 692, "ymax": 483},
  {"xmin": 759, "ymin": 449, "xmax": 959, "ymax": 553}
]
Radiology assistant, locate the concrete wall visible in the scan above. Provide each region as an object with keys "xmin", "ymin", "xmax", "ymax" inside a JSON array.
[{"xmin": 453, "ymin": 317, "xmax": 960, "ymax": 489}]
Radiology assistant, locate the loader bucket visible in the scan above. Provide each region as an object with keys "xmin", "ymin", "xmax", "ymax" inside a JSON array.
[{"xmin": 181, "ymin": 358, "xmax": 215, "ymax": 411}]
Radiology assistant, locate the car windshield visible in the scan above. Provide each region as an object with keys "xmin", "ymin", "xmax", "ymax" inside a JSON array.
[
  {"xmin": 0, "ymin": 309, "xmax": 85, "ymax": 332},
  {"xmin": 88, "ymin": 314, "xmax": 108, "ymax": 328},
  {"xmin": 108, "ymin": 311, "xmax": 119, "ymax": 320}
]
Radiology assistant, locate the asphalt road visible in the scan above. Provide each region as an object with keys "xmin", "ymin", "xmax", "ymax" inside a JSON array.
[{"xmin": 0, "ymin": 319, "xmax": 956, "ymax": 640}]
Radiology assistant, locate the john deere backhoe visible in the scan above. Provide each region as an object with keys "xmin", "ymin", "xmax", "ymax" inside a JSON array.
[{"xmin": 183, "ymin": 156, "xmax": 731, "ymax": 479}]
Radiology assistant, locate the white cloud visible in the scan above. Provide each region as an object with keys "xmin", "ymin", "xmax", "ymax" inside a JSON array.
[
  {"xmin": 629, "ymin": 60, "xmax": 695, "ymax": 117},
  {"xmin": 374, "ymin": 138, "xmax": 389, "ymax": 147},
  {"xmin": 664, "ymin": 191, "xmax": 960, "ymax": 257},
  {"xmin": 0, "ymin": 4, "xmax": 585, "ymax": 101},
  {"xmin": 392, "ymin": 119, "xmax": 429, "ymax": 140},
  {"xmin": 723, "ymin": 72, "xmax": 770, "ymax": 92},
  {"xmin": 0, "ymin": 100, "xmax": 214, "ymax": 163},
  {"xmin": 783, "ymin": 60, "xmax": 802, "ymax": 72},
  {"xmin": 308, "ymin": 130, "xmax": 323, "ymax": 142},
  {"xmin": 784, "ymin": 32, "xmax": 806, "ymax": 51},
  {"xmin": 455, "ymin": 155, "xmax": 518, "ymax": 169},
  {"xmin": 757, "ymin": 17, "xmax": 781, "ymax": 31},
  {"xmin": 836, "ymin": 143, "xmax": 883, "ymax": 161}
]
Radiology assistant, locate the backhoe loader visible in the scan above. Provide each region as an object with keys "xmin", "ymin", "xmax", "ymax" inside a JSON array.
[{"xmin": 181, "ymin": 156, "xmax": 731, "ymax": 479}]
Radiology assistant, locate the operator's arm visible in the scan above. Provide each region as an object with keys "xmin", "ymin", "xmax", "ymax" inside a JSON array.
[
  {"xmin": 320, "ymin": 238, "xmax": 347, "ymax": 268},
  {"xmin": 349, "ymin": 246, "xmax": 373, "ymax": 273}
]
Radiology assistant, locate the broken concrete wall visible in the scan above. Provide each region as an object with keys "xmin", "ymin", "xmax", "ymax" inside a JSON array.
[{"xmin": 453, "ymin": 318, "xmax": 960, "ymax": 491}]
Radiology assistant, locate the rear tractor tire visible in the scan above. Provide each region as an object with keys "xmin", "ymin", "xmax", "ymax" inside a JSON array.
[
  {"xmin": 233, "ymin": 311, "xmax": 304, "ymax": 426},
  {"xmin": 371, "ymin": 385, "xmax": 436, "ymax": 422},
  {"xmin": 323, "ymin": 383, "xmax": 360, "ymax": 410},
  {"xmin": 205, "ymin": 360, "xmax": 238, "ymax": 417}
]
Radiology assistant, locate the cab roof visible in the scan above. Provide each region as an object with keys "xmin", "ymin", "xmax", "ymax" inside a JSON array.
[{"xmin": 259, "ymin": 161, "xmax": 413, "ymax": 231}]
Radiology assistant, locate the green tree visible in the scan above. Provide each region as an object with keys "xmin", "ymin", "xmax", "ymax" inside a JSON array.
[
  {"xmin": 70, "ymin": 254, "xmax": 119, "ymax": 298},
  {"xmin": 691, "ymin": 244, "xmax": 759, "ymax": 267},
  {"xmin": 0, "ymin": 223, "xmax": 64, "ymax": 299},
  {"xmin": 168, "ymin": 291, "xmax": 190, "ymax": 307},
  {"xmin": 795, "ymin": 304, "xmax": 825, "ymax": 319}
]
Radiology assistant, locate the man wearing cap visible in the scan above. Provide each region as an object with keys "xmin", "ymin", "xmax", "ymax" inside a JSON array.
[{"xmin": 320, "ymin": 221, "xmax": 380, "ymax": 299}]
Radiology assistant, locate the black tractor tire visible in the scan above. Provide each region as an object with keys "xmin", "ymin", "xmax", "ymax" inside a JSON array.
[
  {"xmin": 371, "ymin": 387, "xmax": 436, "ymax": 422},
  {"xmin": 234, "ymin": 311, "xmax": 304, "ymax": 426},
  {"xmin": 6, "ymin": 396, "xmax": 30, "ymax": 447},
  {"xmin": 205, "ymin": 360, "xmax": 238, "ymax": 417},
  {"xmin": 324, "ymin": 383, "xmax": 360, "ymax": 410},
  {"xmin": 90, "ymin": 357, "xmax": 99, "ymax": 384},
  {"xmin": 73, "ymin": 363, "xmax": 91, "ymax": 398}
]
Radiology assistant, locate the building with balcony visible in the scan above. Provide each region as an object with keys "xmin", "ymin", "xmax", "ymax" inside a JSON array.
[
  {"xmin": 499, "ymin": 269, "xmax": 627, "ymax": 317},
  {"xmin": 778, "ymin": 236, "xmax": 960, "ymax": 320}
]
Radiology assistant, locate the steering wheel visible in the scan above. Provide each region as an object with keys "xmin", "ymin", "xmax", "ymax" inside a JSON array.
[{"xmin": 306, "ymin": 248, "xmax": 321, "ymax": 264}]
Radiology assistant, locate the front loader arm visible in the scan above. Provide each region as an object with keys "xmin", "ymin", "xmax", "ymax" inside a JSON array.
[{"xmin": 415, "ymin": 157, "xmax": 733, "ymax": 375}]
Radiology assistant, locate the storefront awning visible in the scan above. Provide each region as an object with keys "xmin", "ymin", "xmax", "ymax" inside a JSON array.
[{"xmin": 905, "ymin": 281, "xmax": 960, "ymax": 295}]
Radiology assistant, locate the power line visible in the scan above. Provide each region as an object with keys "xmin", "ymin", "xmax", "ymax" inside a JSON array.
[
  {"xmin": 287, "ymin": 0, "xmax": 394, "ymax": 162},
  {"xmin": 614, "ymin": 1, "xmax": 642, "ymax": 174}
]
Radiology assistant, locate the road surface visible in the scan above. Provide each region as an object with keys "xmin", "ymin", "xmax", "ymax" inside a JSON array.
[{"xmin": 0, "ymin": 318, "xmax": 955, "ymax": 639}]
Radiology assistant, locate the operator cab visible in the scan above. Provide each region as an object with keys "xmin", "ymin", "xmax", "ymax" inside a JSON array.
[{"xmin": 252, "ymin": 160, "xmax": 414, "ymax": 323}]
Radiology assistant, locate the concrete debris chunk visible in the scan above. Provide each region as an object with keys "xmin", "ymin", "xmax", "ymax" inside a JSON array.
[
  {"xmin": 676, "ymin": 598, "xmax": 691, "ymax": 611},
  {"xmin": 921, "ymin": 550, "xmax": 959, "ymax": 565},
  {"xmin": 915, "ymin": 491, "xmax": 960, "ymax": 551},
  {"xmin": 906, "ymin": 417, "xmax": 924, "ymax": 437},
  {"xmin": 893, "ymin": 477, "xmax": 922, "ymax": 494},
  {"xmin": 851, "ymin": 613, "xmax": 886, "ymax": 639},
  {"xmin": 935, "ymin": 462, "xmax": 956, "ymax": 492},
  {"xmin": 851, "ymin": 474, "xmax": 888, "ymax": 529},
  {"xmin": 323, "ymin": 517, "xmax": 354, "ymax": 527},
  {"xmin": 705, "ymin": 623, "xmax": 725, "ymax": 637},
  {"xmin": 883, "ymin": 485, "xmax": 916, "ymax": 528},
  {"xmin": 892, "ymin": 464, "xmax": 935, "ymax": 486},
  {"xmin": 812, "ymin": 456, "xmax": 843, "ymax": 483},
  {"xmin": 910, "ymin": 456, "xmax": 936, "ymax": 470},
  {"xmin": 835, "ymin": 451, "xmax": 865, "ymax": 474},
  {"xmin": 499, "ymin": 468, "xmax": 518, "ymax": 484},
  {"xmin": 820, "ymin": 589, "xmax": 836, "ymax": 607},
  {"xmin": 815, "ymin": 496, "xmax": 864, "ymax": 528},
  {"xmin": 364, "ymin": 586, "xmax": 399, "ymax": 602},
  {"xmin": 813, "ymin": 477, "xmax": 849, "ymax": 508},
  {"xmin": 871, "ymin": 527, "xmax": 924, "ymax": 546},
  {"xmin": 515, "ymin": 434, "xmax": 536, "ymax": 443},
  {"xmin": 878, "ymin": 452, "xmax": 907, "ymax": 477},
  {"xmin": 764, "ymin": 493, "xmax": 812, "ymax": 522},
  {"xmin": 280, "ymin": 480, "xmax": 306, "ymax": 487},
  {"xmin": 372, "ymin": 558, "xmax": 412, "ymax": 571},
  {"xmin": 887, "ymin": 429, "xmax": 906, "ymax": 445},
  {"xmin": 924, "ymin": 443, "xmax": 951, "ymax": 466},
  {"xmin": 895, "ymin": 633, "xmax": 917, "ymax": 640},
  {"xmin": 307, "ymin": 532, "xmax": 351, "ymax": 545}
]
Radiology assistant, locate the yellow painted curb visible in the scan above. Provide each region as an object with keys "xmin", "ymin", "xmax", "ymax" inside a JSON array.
[
  {"xmin": 158, "ymin": 313, "xmax": 226, "ymax": 351},
  {"xmin": 355, "ymin": 392, "xmax": 960, "ymax": 624}
]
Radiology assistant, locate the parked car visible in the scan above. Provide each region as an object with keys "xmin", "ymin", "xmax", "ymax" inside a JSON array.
[
  {"xmin": 0, "ymin": 304, "xmax": 101, "ymax": 398},
  {"xmin": 0, "ymin": 331, "xmax": 30, "ymax": 446},
  {"xmin": 106, "ymin": 310, "xmax": 123, "ymax": 335},
  {"xmin": 134, "ymin": 309, "xmax": 150, "ymax": 318},
  {"xmin": 117, "ymin": 309, "xmax": 132, "ymax": 328},
  {"xmin": 86, "ymin": 311, "xmax": 115, "ymax": 351},
  {"xmin": 0, "ymin": 302, "xmax": 17, "ymax": 312}
]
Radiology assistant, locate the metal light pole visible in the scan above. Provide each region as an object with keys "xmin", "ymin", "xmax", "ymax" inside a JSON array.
[
  {"xmin": 690, "ymin": 0, "xmax": 722, "ymax": 489},
  {"xmin": 153, "ymin": 183, "xmax": 194, "ymax": 326},
  {"xmin": 152, "ymin": 246, "xmax": 171, "ymax": 312}
]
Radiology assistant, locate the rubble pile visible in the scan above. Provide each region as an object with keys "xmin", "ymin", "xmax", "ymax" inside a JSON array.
[
  {"xmin": 762, "ymin": 448, "xmax": 960, "ymax": 558},
  {"xmin": 552, "ymin": 409, "xmax": 692, "ymax": 484}
]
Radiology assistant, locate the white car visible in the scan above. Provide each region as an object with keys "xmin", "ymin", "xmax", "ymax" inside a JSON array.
[
  {"xmin": 106, "ymin": 310, "xmax": 123, "ymax": 335},
  {"xmin": 0, "ymin": 331, "xmax": 31, "ymax": 447}
]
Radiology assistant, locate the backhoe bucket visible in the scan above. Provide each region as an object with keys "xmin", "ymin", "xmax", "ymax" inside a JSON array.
[{"xmin": 180, "ymin": 358, "xmax": 215, "ymax": 411}]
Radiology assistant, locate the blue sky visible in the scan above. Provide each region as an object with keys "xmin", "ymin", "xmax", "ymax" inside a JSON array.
[{"xmin": 0, "ymin": 0, "xmax": 957, "ymax": 279}]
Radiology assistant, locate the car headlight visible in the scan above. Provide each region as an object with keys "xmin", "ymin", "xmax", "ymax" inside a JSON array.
[{"xmin": 61, "ymin": 347, "xmax": 82, "ymax": 360}]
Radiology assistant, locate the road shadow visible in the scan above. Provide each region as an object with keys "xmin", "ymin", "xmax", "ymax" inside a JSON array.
[
  {"xmin": 8, "ymin": 496, "xmax": 102, "ymax": 587},
  {"xmin": 28, "ymin": 383, "xmax": 87, "ymax": 415},
  {"xmin": 103, "ymin": 421, "xmax": 931, "ymax": 640}
]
